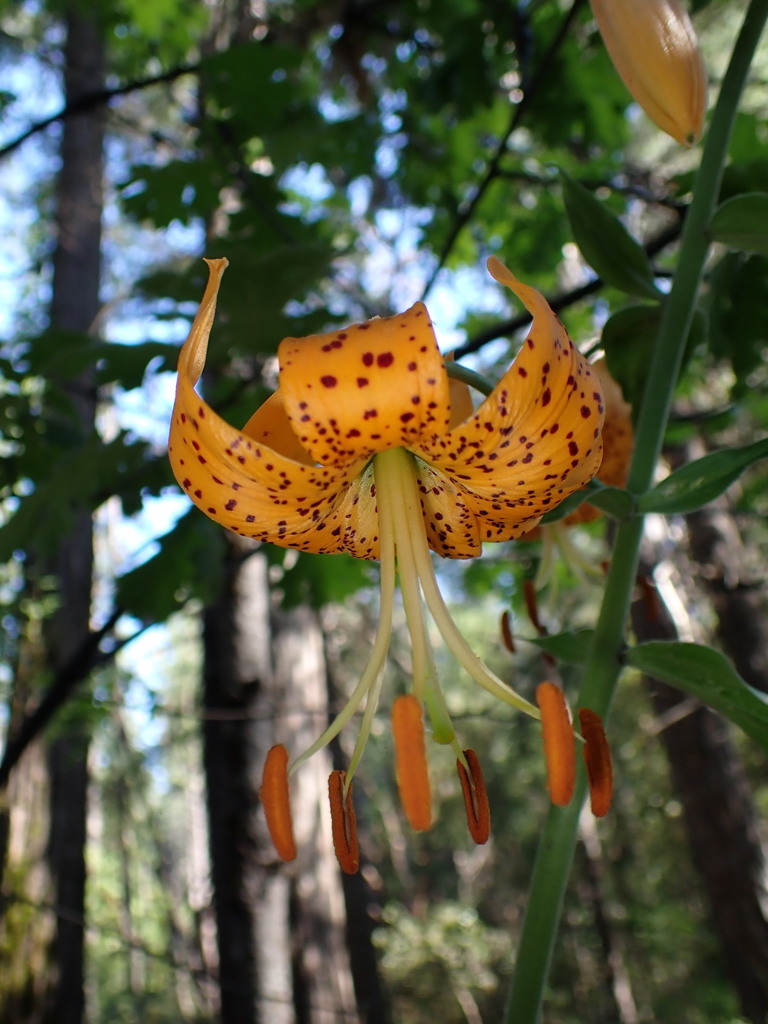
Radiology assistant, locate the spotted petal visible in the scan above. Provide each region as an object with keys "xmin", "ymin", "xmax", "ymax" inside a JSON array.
[
  {"xmin": 169, "ymin": 259, "xmax": 380, "ymax": 557},
  {"xmin": 411, "ymin": 259, "xmax": 604, "ymax": 555},
  {"xmin": 169, "ymin": 257, "xmax": 604, "ymax": 561},
  {"xmin": 277, "ymin": 302, "xmax": 455, "ymax": 468}
]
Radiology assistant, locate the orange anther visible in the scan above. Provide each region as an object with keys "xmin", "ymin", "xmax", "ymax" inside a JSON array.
[
  {"xmin": 457, "ymin": 749, "xmax": 491, "ymax": 845},
  {"xmin": 259, "ymin": 744, "xmax": 297, "ymax": 861},
  {"xmin": 392, "ymin": 695, "xmax": 432, "ymax": 831},
  {"xmin": 536, "ymin": 682, "xmax": 576, "ymax": 807},
  {"xmin": 578, "ymin": 708, "xmax": 613, "ymax": 817},
  {"xmin": 500, "ymin": 610, "xmax": 516, "ymax": 653},
  {"xmin": 328, "ymin": 770, "xmax": 360, "ymax": 874}
]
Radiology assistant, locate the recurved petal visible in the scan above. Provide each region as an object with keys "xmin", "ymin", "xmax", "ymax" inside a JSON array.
[
  {"xmin": 277, "ymin": 304, "xmax": 455, "ymax": 468},
  {"xmin": 242, "ymin": 390, "xmax": 315, "ymax": 466},
  {"xmin": 413, "ymin": 460, "xmax": 482, "ymax": 558},
  {"xmin": 169, "ymin": 261, "xmax": 381, "ymax": 558},
  {"xmin": 415, "ymin": 259, "xmax": 604, "ymax": 546}
]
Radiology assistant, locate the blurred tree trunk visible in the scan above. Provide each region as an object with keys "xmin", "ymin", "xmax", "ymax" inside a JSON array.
[
  {"xmin": 42, "ymin": 9, "xmax": 105, "ymax": 1022},
  {"xmin": 633, "ymin": 508, "xmax": 768, "ymax": 1024},
  {"xmin": 203, "ymin": 538, "xmax": 361, "ymax": 1023},
  {"xmin": 0, "ymin": 7, "xmax": 104, "ymax": 1023}
]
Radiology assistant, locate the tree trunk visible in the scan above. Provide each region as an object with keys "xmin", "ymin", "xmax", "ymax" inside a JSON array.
[
  {"xmin": 0, "ymin": 8, "xmax": 104, "ymax": 1023},
  {"xmin": 271, "ymin": 604, "xmax": 359, "ymax": 1024},
  {"xmin": 42, "ymin": 9, "xmax": 105, "ymax": 1022},
  {"xmin": 633, "ymin": 516, "xmax": 768, "ymax": 1024},
  {"xmin": 203, "ymin": 538, "xmax": 361, "ymax": 1023}
]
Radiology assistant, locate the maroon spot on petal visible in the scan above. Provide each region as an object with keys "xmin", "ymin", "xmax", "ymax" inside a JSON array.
[
  {"xmin": 377, "ymin": 352, "xmax": 394, "ymax": 368},
  {"xmin": 225, "ymin": 499, "xmax": 237, "ymax": 511},
  {"xmin": 541, "ymin": 388, "xmax": 551, "ymax": 407},
  {"xmin": 401, "ymin": 412, "xmax": 414, "ymax": 423},
  {"xmin": 357, "ymin": 377, "xmax": 369, "ymax": 387},
  {"xmin": 362, "ymin": 352, "xmax": 374, "ymax": 367},
  {"xmin": 581, "ymin": 405, "xmax": 592, "ymax": 418},
  {"xmin": 321, "ymin": 375, "xmax": 338, "ymax": 388},
  {"xmin": 569, "ymin": 441, "xmax": 579, "ymax": 456}
]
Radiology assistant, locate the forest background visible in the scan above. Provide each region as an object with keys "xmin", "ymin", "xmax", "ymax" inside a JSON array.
[{"xmin": 1, "ymin": 0, "xmax": 768, "ymax": 1023}]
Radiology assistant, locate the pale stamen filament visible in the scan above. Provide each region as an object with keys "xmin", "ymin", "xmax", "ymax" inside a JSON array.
[
  {"xmin": 288, "ymin": 468, "xmax": 397, "ymax": 777},
  {"xmin": 391, "ymin": 447, "xmax": 540, "ymax": 718}
]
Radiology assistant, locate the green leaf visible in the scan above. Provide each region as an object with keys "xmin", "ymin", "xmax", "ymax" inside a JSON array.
[
  {"xmin": 540, "ymin": 480, "xmax": 634, "ymax": 524},
  {"xmin": 560, "ymin": 172, "xmax": 661, "ymax": 300},
  {"xmin": 706, "ymin": 253, "xmax": 768, "ymax": 389},
  {"xmin": 115, "ymin": 511, "xmax": 226, "ymax": 623},
  {"xmin": 0, "ymin": 435, "xmax": 166, "ymax": 561},
  {"xmin": 584, "ymin": 485, "xmax": 635, "ymax": 520},
  {"xmin": 626, "ymin": 641, "xmax": 768, "ymax": 752},
  {"xmin": 527, "ymin": 630, "xmax": 595, "ymax": 665},
  {"xmin": 638, "ymin": 438, "xmax": 768, "ymax": 514},
  {"xmin": 602, "ymin": 304, "xmax": 706, "ymax": 414},
  {"xmin": 710, "ymin": 192, "xmax": 768, "ymax": 254}
]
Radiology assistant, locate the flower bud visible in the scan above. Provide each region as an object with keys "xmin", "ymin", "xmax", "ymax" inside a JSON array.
[{"xmin": 590, "ymin": 0, "xmax": 706, "ymax": 146}]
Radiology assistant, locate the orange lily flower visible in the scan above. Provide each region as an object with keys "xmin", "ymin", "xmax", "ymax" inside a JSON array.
[{"xmin": 169, "ymin": 256, "xmax": 605, "ymax": 867}]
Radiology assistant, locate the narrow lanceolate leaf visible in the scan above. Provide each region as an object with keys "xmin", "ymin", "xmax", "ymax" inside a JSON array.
[
  {"xmin": 328, "ymin": 771, "xmax": 360, "ymax": 874},
  {"xmin": 457, "ymin": 750, "xmax": 491, "ymax": 845},
  {"xmin": 259, "ymin": 745, "xmax": 297, "ymax": 862},
  {"xmin": 536, "ymin": 682, "xmax": 576, "ymax": 807},
  {"xmin": 578, "ymin": 709, "xmax": 613, "ymax": 817},
  {"xmin": 638, "ymin": 438, "xmax": 768, "ymax": 514},
  {"xmin": 540, "ymin": 483, "xmax": 634, "ymax": 525},
  {"xmin": 626, "ymin": 642, "xmax": 768, "ymax": 753},
  {"xmin": 601, "ymin": 303, "xmax": 706, "ymax": 414},
  {"xmin": 527, "ymin": 630, "xmax": 596, "ymax": 666},
  {"xmin": 710, "ymin": 193, "xmax": 768, "ymax": 254},
  {"xmin": 392, "ymin": 695, "xmax": 432, "ymax": 831},
  {"xmin": 561, "ymin": 171, "xmax": 661, "ymax": 300}
]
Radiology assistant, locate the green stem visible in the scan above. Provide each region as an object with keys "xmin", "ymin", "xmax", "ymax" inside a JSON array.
[{"xmin": 504, "ymin": 3, "xmax": 768, "ymax": 1020}]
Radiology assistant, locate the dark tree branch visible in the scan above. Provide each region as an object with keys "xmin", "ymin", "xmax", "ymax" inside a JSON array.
[
  {"xmin": 452, "ymin": 216, "xmax": 684, "ymax": 359},
  {"xmin": 0, "ymin": 608, "xmax": 131, "ymax": 789},
  {"xmin": 420, "ymin": 0, "xmax": 587, "ymax": 302},
  {"xmin": 0, "ymin": 62, "xmax": 199, "ymax": 161}
]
